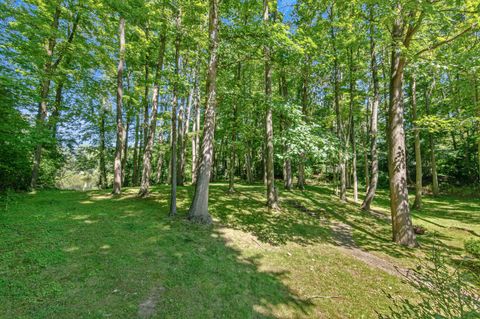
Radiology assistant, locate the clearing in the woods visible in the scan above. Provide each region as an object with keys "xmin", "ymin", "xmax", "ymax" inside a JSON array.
[{"xmin": 1, "ymin": 184, "xmax": 478, "ymax": 318}]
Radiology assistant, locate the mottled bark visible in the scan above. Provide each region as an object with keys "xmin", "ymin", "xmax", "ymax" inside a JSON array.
[
  {"xmin": 170, "ymin": 11, "xmax": 181, "ymax": 216},
  {"xmin": 362, "ymin": 14, "xmax": 380, "ymax": 211},
  {"xmin": 112, "ymin": 16, "xmax": 126, "ymax": 195},
  {"xmin": 139, "ymin": 33, "xmax": 166, "ymax": 197},
  {"xmin": 191, "ymin": 65, "xmax": 201, "ymax": 184},
  {"xmin": 263, "ymin": 0, "xmax": 279, "ymax": 209},
  {"xmin": 411, "ymin": 76, "xmax": 423, "ymax": 209},
  {"xmin": 132, "ymin": 114, "xmax": 140, "ymax": 185},
  {"xmin": 387, "ymin": 9, "xmax": 416, "ymax": 247},
  {"xmin": 425, "ymin": 78, "xmax": 439, "ymax": 196},
  {"xmin": 187, "ymin": 0, "xmax": 219, "ymax": 224},
  {"xmin": 98, "ymin": 101, "xmax": 107, "ymax": 189}
]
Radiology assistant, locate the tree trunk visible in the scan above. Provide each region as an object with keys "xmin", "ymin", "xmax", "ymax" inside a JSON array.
[
  {"xmin": 188, "ymin": 0, "xmax": 219, "ymax": 224},
  {"xmin": 425, "ymin": 78, "xmax": 439, "ymax": 196},
  {"xmin": 191, "ymin": 64, "xmax": 201, "ymax": 184},
  {"xmin": 98, "ymin": 102, "xmax": 107, "ymax": 189},
  {"xmin": 122, "ymin": 115, "xmax": 130, "ymax": 185},
  {"xmin": 411, "ymin": 75, "xmax": 422, "ymax": 209},
  {"xmin": 112, "ymin": 16, "xmax": 126, "ymax": 195},
  {"xmin": 263, "ymin": 0, "xmax": 279, "ymax": 209},
  {"xmin": 330, "ymin": 6, "xmax": 346, "ymax": 202},
  {"xmin": 348, "ymin": 49, "xmax": 358, "ymax": 203},
  {"xmin": 169, "ymin": 11, "xmax": 181, "ymax": 216},
  {"xmin": 132, "ymin": 113, "xmax": 140, "ymax": 185},
  {"xmin": 361, "ymin": 11, "xmax": 380, "ymax": 211},
  {"xmin": 387, "ymin": 11, "xmax": 416, "ymax": 247},
  {"xmin": 177, "ymin": 97, "xmax": 185, "ymax": 186},
  {"xmin": 31, "ymin": 6, "xmax": 61, "ymax": 189},
  {"xmin": 138, "ymin": 33, "xmax": 166, "ymax": 197}
]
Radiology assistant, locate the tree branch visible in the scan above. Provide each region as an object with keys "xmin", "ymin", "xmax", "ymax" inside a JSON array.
[{"xmin": 414, "ymin": 23, "xmax": 478, "ymax": 57}]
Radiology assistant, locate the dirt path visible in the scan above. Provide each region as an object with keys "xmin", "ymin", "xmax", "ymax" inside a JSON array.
[
  {"xmin": 138, "ymin": 286, "xmax": 165, "ymax": 318},
  {"xmin": 330, "ymin": 221, "xmax": 409, "ymax": 278}
]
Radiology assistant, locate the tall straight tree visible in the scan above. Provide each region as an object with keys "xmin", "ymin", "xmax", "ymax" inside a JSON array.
[
  {"xmin": 387, "ymin": 3, "xmax": 417, "ymax": 247},
  {"xmin": 188, "ymin": 0, "xmax": 219, "ymax": 224},
  {"xmin": 411, "ymin": 74, "xmax": 423, "ymax": 209},
  {"xmin": 30, "ymin": 5, "xmax": 61, "ymax": 189},
  {"xmin": 361, "ymin": 9, "xmax": 380, "ymax": 211},
  {"xmin": 169, "ymin": 9, "xmax": 181, "ymax": 216},
  {"xmin": 138, "ymin": 31, "xmax": 167, "ymax": 197},
  {"xmin": 112, "ymin": 16, "xmax": 126, "ymax": 195},
  {"xmin": 263, "ymin": 0, "xmax": 279, "ymax": 210}
]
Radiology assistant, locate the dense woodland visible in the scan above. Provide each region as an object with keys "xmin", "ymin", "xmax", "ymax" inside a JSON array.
[
  {"xmin": 1, "ymin": 0, "xmax": 480, "ymax": 243},
  {"xmin": 2, "ymin": 0, "xmax": 480, "ymax": 317}
]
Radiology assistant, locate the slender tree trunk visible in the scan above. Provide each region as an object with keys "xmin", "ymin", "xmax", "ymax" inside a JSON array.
[
  {"xmin": 188, "ymin": 0, "xmax": 219, "ymax": 223},
  {"xmin": 138, "ymin": 33, "xmax": 166, "ymax": 197},
  {"xmin": 246, "ymin": 152, "xmax": 253, "ymax": 184},
  {"xmin": 169, "ymin": 11, "xmax": 181, "ymax": 216},
  {"xmin": 297, "ymin": 62, "xmax": 309, "ymax": 190},
  {"xmin": 263, "ymin": 0, "xmax": 279, "ymax": 209},
  {"xmin": 132, "ymin": 113, "xmax": 140, "ymax": 185},
  {"xmin": 50, "ymin": 81, "xmax": 63, "ymax": 139},
  {"xmin": 177, "ymin": 97, "xmax": 185, "ymax": 186},
  {"xmin": 330, "ymin": 7, "xmax": 346, "ymax": 202},
  {"xmin": 474, "ymin": 75, "xmax": 480, "ymax": 183},
  {"xmin": 348, "ymin": 49, "xmax": 358, "ymax": 203},
  {"xmin": 112, "ymin": 16, "xmax": 126, "ymax": 195},
  {"xmin": 387, "ymin": 11, "xmax": 416, "ymax": 247},
  {"xmin": 425, "ymin": 78, "xmax": 439, "ymax": 196},
  {"xmin": 122, "ymin": 115, "xmax": 130, "ymax": 185},
  {"xmin": 31, "ymin": 6, "xmax": 61, "ymax": 189},
  {"xmin": 411, "ymin": 75, "xmax": 423, "ymax": 209},
  {"xmin": 228, "ymin": 63, "xmax": 241, "ymax": 192},
  {"xmin": 98, "ymin": 102, "xmax": 107, "ymax": 189},
  {"xmin": 361, "ymin": 13, "xmax": 380, "ymax": 211},
  {"xmin": 191, "ymin": 64, "xmax": 201, "ymax": 184}
]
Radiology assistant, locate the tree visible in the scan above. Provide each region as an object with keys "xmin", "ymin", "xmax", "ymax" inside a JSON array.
[
  {"xmin": 112, "ymin": 16, "xmax": 125, "ymax": 195},
  {"xmin": 187, "ymin": 0, "xmax": 219, "ymax": 224}
]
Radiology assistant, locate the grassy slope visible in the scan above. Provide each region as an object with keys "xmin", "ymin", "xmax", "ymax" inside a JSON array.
[{"xmin": 1, "ymin": 183, "xmax": 478, "ymax": 318}]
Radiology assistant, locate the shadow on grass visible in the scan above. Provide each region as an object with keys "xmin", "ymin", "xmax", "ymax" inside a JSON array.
[{"xmin": 0, "ymin": 187, "xmax": 312, "ymax": 318}]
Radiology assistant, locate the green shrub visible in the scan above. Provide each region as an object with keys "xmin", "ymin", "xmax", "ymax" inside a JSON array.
[
  {"xmin": 465, "ymin": 239, "xmax": 480, "ymax": 259},
  {"xmin": 379, "ymin": 241, "xmax": 480, "ymax": 319}
]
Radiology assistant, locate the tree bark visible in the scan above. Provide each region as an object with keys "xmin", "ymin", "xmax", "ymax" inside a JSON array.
[
  {"xmin": 191, "ymin": 64, "xmax": 201, "ymax": 184},
  {"xmin": 411, "ymin": 75, "xmax": 422, "ymax": 209},
  {"xmin": 112, "ymin": 16, "xmax": 126, "ymax": 195},
  {"xmin": 31, "ymin": 5, "xmax": 61, "ymax": 189},
  {"xmin": 361, "ymin": 13, "xmax": 380, "ymax": 211},
  {"xmin": 132, "ymin": 113, "xmax": 140, "ymax": 185},
  {"xmin": 329, "ymin": 6, "xmax": 346, "ymax": 202},
  {"xmin": 169, "ymin": 11, "xmax": 181, "ymax": 216},
  {"xmin": 138, "ymin": 33, "xmax": 166, "ymax": 197},
  {"xmin": 187, "ymin": 0, "xmax": 219, "ymax": 224},
  {"xmin": 348, "ymin": 49, "xmax": 358, "ymax": 203},
  {"xmin": 177, "ymin": 97, "xmax": 185, "ymax": 186},
  {"xmin": 387, "ymin": 9, "xmax": 416, "ymax": 247},
  {"xmin": 425, "ymin": 78, "xmax": 439, "ymax": 196},
  {"xmin": 263, "ymin": 0, "xmax": 279, "ymax": 209},
  {"xmin": 98, "ymin": 100, "xmax": 108, "ymax": 189}
]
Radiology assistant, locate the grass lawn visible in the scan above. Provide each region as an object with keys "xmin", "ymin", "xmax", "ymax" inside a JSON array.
[{"xmin": 1, "ymin": 183, "xmax": 478, "ymax": 318}]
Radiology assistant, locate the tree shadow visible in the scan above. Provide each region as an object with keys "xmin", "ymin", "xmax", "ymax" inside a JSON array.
[{"xmin": 1, "ymin": 187, "xmax": 313, "ymax": 318}]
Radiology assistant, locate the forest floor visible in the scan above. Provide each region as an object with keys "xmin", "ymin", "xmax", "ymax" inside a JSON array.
[{"xmin": 1, "ymin": 183, "xmax": 479, "ymax": 318}]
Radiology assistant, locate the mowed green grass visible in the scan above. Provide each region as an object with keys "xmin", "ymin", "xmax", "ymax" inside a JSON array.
[{"xmin": 1, "ymin": 183, "xmax": 478, "ymax": 318}]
